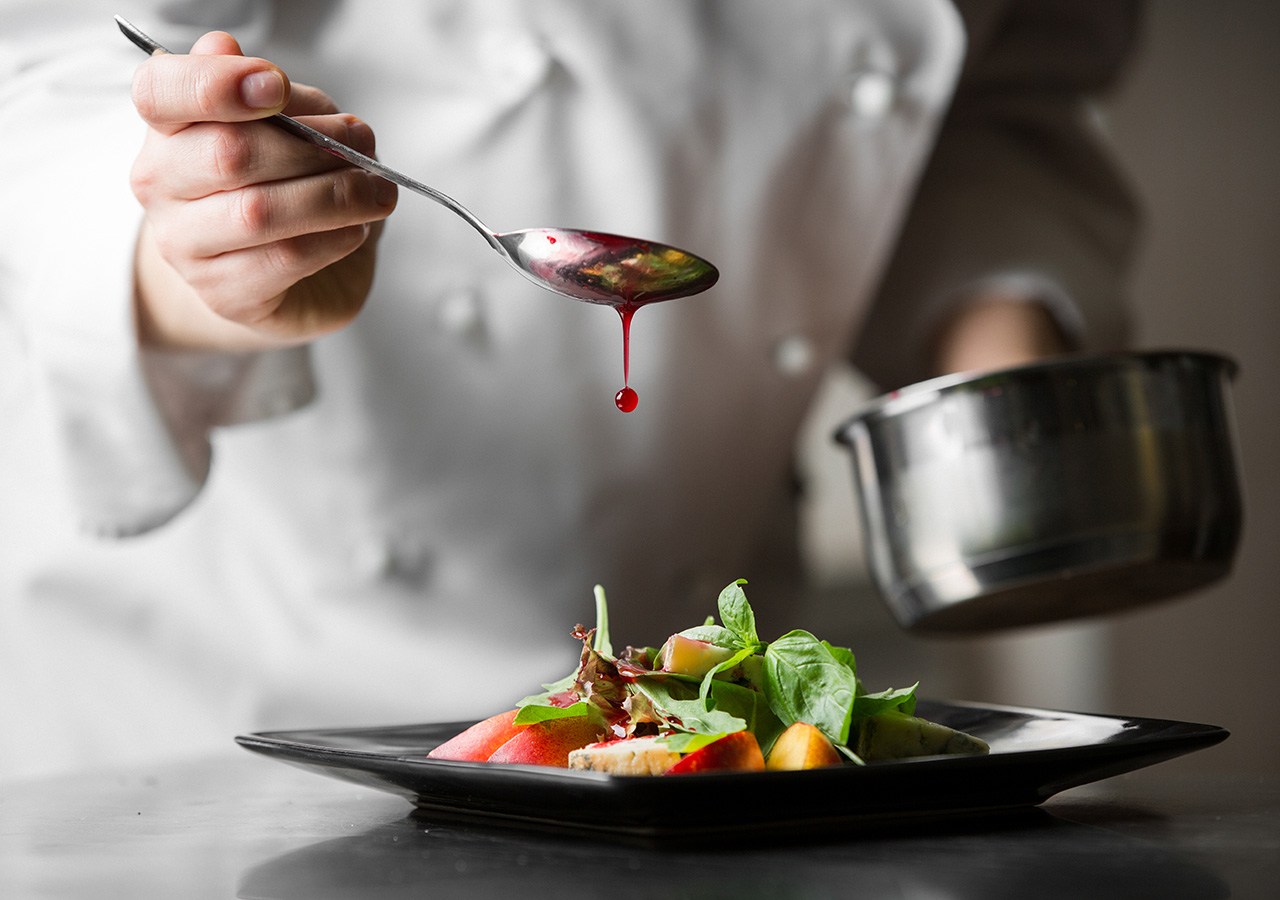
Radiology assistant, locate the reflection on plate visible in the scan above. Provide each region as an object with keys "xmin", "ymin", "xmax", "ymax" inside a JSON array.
[{"xmin": 235, "ymin": 700, "xmax": 1227, "ymax": 839}]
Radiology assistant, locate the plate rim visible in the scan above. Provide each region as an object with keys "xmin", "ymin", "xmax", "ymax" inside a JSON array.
[
  {"xmin": 233, "ymin": 700, "xmax": 1231, "ymax": 840},
  {"xmin": 234, "ymin": 698, "xmax": 1229, "ymax": 784}
]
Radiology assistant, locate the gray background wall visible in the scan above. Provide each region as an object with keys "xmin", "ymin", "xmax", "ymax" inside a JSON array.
[
  {"xmin": 795, "ymin": 0, "xmax": 1279, "ymax": 774},
  {"xmin": 1095, "ymin": 0, "xmax": 1279, "ymax": 773}
]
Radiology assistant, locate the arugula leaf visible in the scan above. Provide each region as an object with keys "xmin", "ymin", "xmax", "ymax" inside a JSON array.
[
  {"xmin": 851, "ymin": 683, "xmax": 918, "ymax": 719},
  {"xmin": 698, "ymin": 646, "xmax": 757, "ymax": 706},
  {"xmin": 512, "ymin": 702, "xmax": 590, "ymax": 725},
  {"xmin": 676, "ymin": 624, "xmax": 739, "ymax": 649},
  {"xmin": 836, "ymin": 743, "xmax": 866, "ymax": 765},
  {"xmin": 704, "ymin": 680, "xmax": 786, "ymax": 755},
  {"xmin": 515, "ymin": 672, "xmax": 576, "ymax": 708},
  {"xmin": 717, "ymin": 579, "xmax": 761, "ymax": 649},
  {"xmin": 657, "ymin": 732, "xmax": 726, "ymax": 754},
  {"xmin": 630, "ymin": 677, "xmax": 748, "ymax": 736},
  {"xmin": 592, "ymin": 584, "xmax": 613, "ymax": 658},
  {"xmin": 517, "ymin": 583, "xmax": 616, "ymax": 709},
  {"xmin": 763, "ymin": 630, "xmax": 859, "ymax": 745}
]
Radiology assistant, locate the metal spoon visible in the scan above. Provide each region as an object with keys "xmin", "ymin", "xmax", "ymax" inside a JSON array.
[{"xmin": 115, "ymin": 16, "xmax": 719, "ymax": 307}]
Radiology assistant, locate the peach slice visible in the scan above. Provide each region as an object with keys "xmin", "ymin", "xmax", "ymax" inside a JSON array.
[
  {"xmin": 427, "ymin": 709, "xmax": 528, "ymax": 761},
  {"xmin": 663, "ymin": 731, "xmax": 766, "ymax": 775},
  {"xmin": 764, "ymin": 722, "xmax": 842, "ymax": 771},
  {"xmin": 487, "ymin": 716, "xmax": 608, "ymax": 767},
  {"xmin": 659, "ymin": 634, "xmax": 737, "ymax": 679}
]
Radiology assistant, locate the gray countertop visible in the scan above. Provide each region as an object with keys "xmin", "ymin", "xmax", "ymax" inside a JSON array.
[{"xmin": 3, "ymin": 753, "xmax": 1276, "ymax": 899}]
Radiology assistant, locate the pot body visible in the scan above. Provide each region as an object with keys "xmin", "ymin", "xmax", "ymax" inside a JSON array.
[{"xmin": 834, "ymin": 351, "xmax": 1244, "ymax": 632}]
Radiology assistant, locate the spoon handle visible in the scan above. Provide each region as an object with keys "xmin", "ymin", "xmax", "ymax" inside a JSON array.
[{"xmin": 114, "ymin": 16, "xmax": 501, "ymax": 250}]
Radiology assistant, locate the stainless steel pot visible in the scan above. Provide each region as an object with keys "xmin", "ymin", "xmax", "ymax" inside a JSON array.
[{"xmin": 833, "ymin": 351, "xmax": 1243, "ymax": 632}]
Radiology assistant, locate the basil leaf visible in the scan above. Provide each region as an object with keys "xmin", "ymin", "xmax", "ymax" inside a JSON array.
[
  {"xmin": 822, "ymin": 641, "xmax": 856, "ymax": 676},
  {"xmin": 763, "ymin": 630, "xmax": 859, "ymax": 745},
  {"xmin": 512, "ymin": 701, "xmax": 590, "ymax": 725},
  {"xmin": 592, "ymin": 584, "xmax": 613, "ymax": 658},
  {"xmin": 717, "ymin": 579, "xmax": 760, "ymax": 648}
]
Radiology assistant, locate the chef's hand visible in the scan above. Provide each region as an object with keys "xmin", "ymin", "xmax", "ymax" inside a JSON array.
[
  {"xmin": 129, "ymin": 31, "xmax": 397, "ymax": 352},
  {"xmin": 931, "ymin": 292, "xmax": 1070, "ymax": 376}
]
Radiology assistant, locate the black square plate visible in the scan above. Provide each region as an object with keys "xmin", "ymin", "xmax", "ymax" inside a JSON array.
[{"xmin": 235, "ymin": 700, "xmax": 1227, "ymax": 839}]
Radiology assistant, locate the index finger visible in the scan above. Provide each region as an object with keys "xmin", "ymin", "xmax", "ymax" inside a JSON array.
[{"xmin": 132, "ymin": 48, "xmax": 291, "ymax": 135}]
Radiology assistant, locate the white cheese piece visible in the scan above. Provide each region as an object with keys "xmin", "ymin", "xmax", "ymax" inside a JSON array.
[
  {"xmin": 567, "ymin": 737, "xmax": 683, "ymax": 775},
  {"xmin": 855, "ymin": 712, "xmax": 990, "ymax": 761}
]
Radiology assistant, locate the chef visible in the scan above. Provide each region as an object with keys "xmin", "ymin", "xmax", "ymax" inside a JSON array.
[{"xmin": 0, "ymin": 0, "xmax": 1138, "ymax": 778}]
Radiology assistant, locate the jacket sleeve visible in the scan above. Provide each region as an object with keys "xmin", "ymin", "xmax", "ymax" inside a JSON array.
[
  {"xmin": 851, "ymin": 0, "xmax": 1142, "ymax": 390},
  {"xmin": 0, "ymin": 9, "xmax": 312, "ymax": 537}
]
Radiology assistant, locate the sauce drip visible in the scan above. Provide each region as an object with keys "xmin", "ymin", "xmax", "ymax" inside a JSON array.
[
  {"xmin": 615, "ymin": 386, "xmax": 638, "ymax": 413},
  {"xmin": 614, "ymin": 303, "xmax": 638, "ymax": 412},
  {"xmin": 519, "ymin": 229, "xmax": 717, "ymax": 412}
]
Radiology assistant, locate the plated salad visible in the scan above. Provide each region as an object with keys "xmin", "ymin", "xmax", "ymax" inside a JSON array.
[{"xmin": 428, "ymin": 580, "xmax": 988, "ymax": 774}]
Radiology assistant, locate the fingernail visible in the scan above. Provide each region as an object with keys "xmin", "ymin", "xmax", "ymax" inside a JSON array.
[
  {"xmin": 240, "ymin": 70, "xmax": 285, "ymax": 109},
  {"xmin": 373, "ymin": 175, "xmax": 397, "ymax": 208}
]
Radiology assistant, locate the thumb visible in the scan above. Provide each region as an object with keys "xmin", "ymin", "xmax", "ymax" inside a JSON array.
[
  {"xmin": 189, "ymin": 30, "xmax": 293, "ymax": 113},
  {"xmin": 132, "ymin": 31, "xmax": 292, "ymax": 133},
  {"xmin": 189, "ymin": 30, "xmax": 245, "ymax": 57}
]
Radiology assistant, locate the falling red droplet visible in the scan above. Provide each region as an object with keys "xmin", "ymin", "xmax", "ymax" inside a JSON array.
[
  {"xmin": 615, "ymin": 386, "xmax": 638, "ymax": 413},
  {"xmin": 547, "ymin": 235, "xmax": 557, "ymax": 244}
]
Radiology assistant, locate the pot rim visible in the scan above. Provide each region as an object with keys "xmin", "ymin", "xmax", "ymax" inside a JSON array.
[{"xmin": 833, "ymin": 348, "xmax": 1238, "ymax": 445}]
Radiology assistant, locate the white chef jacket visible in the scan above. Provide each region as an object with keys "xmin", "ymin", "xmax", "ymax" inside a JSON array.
[{"xmin": 0, "ymin": 0, "xmax": 1137, "ymax": 779}]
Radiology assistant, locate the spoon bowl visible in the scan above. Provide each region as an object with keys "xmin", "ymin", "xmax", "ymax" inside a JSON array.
[
  {"xmin": 116, "ymin": 17, "xmax": 719, "ymax": 307},
  {"xmin": 495, "ymin": 228, "xmax": 719, "ymax": 307}
]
